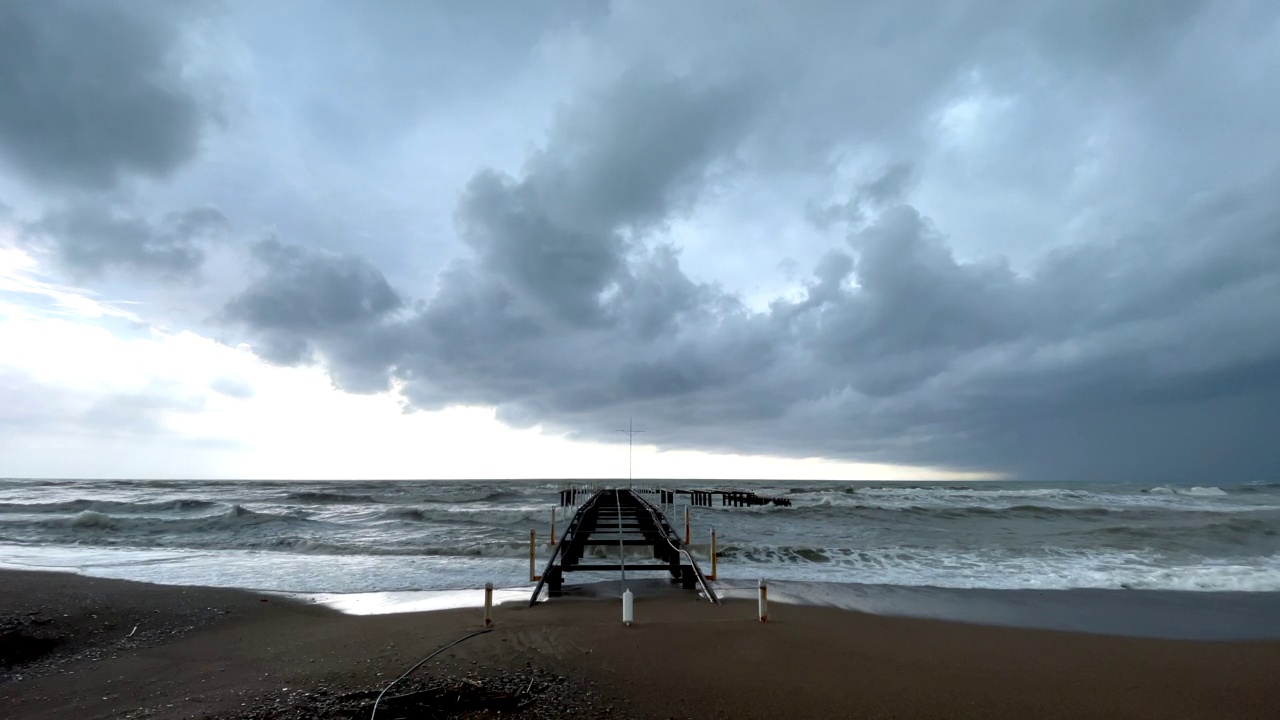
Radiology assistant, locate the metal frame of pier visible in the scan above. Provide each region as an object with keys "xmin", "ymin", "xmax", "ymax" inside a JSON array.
[{"xmin": 529, "ymin": 488, "xmax": 719, "ymax": 606}]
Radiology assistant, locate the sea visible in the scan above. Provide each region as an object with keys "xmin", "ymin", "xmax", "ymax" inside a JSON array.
[{"xmin": 2, "ymin": 478, "xmax": 1279, "ymax": 638}]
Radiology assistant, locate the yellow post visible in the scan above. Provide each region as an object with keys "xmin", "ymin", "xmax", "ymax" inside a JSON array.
[
  {"xmin": 550, "ymin": 507, "xmax": 556, "ymax": 546},
  {"xmin": 529, "ymin": 530, "xmax": 541, "ymax": 582},
  {"xmin": 684, "ymin": 505, "xmax": 691, "ymax": 545},
  {"xmin": 709, "ymin": 527, "xmax": 717, "ymax": 580}
]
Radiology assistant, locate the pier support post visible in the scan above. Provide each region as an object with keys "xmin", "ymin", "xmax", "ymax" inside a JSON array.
[
  {"xmin": 709, "ymin": 527, "xmax": 717, "ymax": 581},
  {"xmin": 684, "ymin": 505, "xmax": 691, "ymax": 545},
  {"xmin": 550, "ymin": 508, "xmax": 556, "ymax": 546},
  {"xmin": 484, "ymin": 582, "xmax": 494, "ymax": 627}
]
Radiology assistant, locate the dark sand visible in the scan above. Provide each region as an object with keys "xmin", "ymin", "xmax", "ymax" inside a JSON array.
[{"xmin": 2, "ymin": 570, "xmax": 1278, "ymax": 719}]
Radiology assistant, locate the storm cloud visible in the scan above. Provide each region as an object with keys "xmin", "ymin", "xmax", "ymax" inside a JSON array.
[
  {"xmin": 6, "ymin": 1, "xmax": 1280, "ymax": 480},
  {"xmin": 0, "ymin": 0, "xmax": 214, "ymax": 189},
  {"xmin": 223, "ymin": 239, "xmax": 403, "ymax": 369},
  {"xmin": 219, "ymin": 7, "xmax": 1280, "ymax": 481}
]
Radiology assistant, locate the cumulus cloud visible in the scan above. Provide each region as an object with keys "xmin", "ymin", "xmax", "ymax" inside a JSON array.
[
  {"xmin": 452, "ymin": 72, "xmax": 758, "ymax": 326},
  {"xmin": 0, "ymin": 0, "xmax": 215, "ymax": 189},
  {"xmin": 222, "ymin": 239, "xmax": 403, "ymax": 371}
]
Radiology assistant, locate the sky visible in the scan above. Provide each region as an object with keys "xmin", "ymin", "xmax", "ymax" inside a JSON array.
[{"xmin": 1, "ymin": 0, "xmax": 1278, "ymax": 482}]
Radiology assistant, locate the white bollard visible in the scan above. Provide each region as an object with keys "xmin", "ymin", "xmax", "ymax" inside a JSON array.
[
  {"xmin": 483, "ymin": 582, "xmax": 494, "ymax": 627},
  {"xmin": 758, "ymin": 579, "xmax": 768, "ymax": 623},
  {"xmin": 622, "ymin": 588, "xmax": 634, "ymax": 626}
]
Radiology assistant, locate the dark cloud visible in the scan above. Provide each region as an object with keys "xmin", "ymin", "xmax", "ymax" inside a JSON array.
[
  {"xmin": 453, "ymin": 72, "xmax": 758, "ymax": 326},
  {"xmin": 0, "ymin": 0, "xmax": 212, "ymax": 189},
  {"xmin": 1030, "ymin": 0, "xmax": 1210, "ymax": 74},
  {"xmin": 806, "ymin": 207, "xmax": 1029, "ymax": 395},
  {"xmin": 29, "ymin": 203, "xmax": 228, "ymax": 280},
  {"xmin": 222, "ymin": 239, "xmax": 403, "ymax": 370}
]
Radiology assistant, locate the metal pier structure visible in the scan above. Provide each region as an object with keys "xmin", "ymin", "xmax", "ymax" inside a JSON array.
[{"xmin": 530, "ymin": 488, "xmax": 718, "ymax": 606}]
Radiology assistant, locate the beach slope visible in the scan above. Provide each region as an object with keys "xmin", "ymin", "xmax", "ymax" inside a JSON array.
[{"xmin": 1, "ymin": 570, "xmax": 1277, "ymax": 719}]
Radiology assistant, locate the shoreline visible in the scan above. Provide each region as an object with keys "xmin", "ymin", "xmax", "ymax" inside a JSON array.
[
  {"xmin": 3, "ymin": 569, "xmax": 1279, "ymax": 719},
  {"xmin": 10, "ymin": 562, "xmax": 1280, "ymax": 641}
]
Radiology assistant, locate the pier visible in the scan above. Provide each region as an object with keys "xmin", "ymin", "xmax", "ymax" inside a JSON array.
[
  {"xmin": 531, "ymin": 488, "xmax": 718, "ymax": 606},
  {"xmin": 661, "ymin": 489, "xmax": 792, "ymax": 508}
]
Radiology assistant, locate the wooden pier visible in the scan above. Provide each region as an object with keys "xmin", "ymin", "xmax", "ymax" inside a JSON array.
[{"xmin": 531, "ymin": 488, "xmax": 718, "ymax": 606}]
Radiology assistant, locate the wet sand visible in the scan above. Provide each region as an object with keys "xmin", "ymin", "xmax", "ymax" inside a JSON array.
[{"xmin": 1, "ymin": 570, "xmax": 1278, "ymax": 719}]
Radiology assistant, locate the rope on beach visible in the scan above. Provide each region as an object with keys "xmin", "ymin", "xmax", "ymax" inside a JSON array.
[{"xmin": 369, "ymin": 627, "xmax": 495, "ymax": 720}]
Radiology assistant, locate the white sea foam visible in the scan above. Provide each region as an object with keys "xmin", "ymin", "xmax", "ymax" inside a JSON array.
[{"xmin": 301, "ymin": 587, "xmax": 529, "ymax": 615}]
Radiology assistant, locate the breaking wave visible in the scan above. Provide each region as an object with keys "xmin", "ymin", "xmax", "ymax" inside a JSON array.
[
  {"xmin": 0, "ymin": 498, "xmax": 222, "ymax": 514},
  {"xmin": 1145, "ymin": 486, "xmax": 1228, "ymax": 496},
  {"xmin": 11, "ymin": 504, "xmax": 308, "ymax": 534}
]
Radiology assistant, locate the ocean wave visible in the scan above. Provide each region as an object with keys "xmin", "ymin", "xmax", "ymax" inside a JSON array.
[
  {"xmin": 775, "ymin": 485, "xmax": 1270, "ymax": 514},
  {"xmin": 1144, "ymin": 486, "xmax": 1228, "ymax": 496},
  {"xmin": 283, "ymin": 491, "xmax": 380, "ymax": 504},
  {"xmin": 374, "ymin": 507, "xmax": 432, "ymax": 522},
  {"xmin": 0, "ymin": 531, "xmax": 533, "ymax": 559},
  {"xmin": 1238, "ymin": 483, "xmax": 1280, "ymax": 494},
  {"xmin": 770, "ymin": 495, "xmax": 1184, "ymax": 519},
  {"xmin": 408, "ymin": 489, "xmax": 525, "ymax": 504},
  {"xmin": 726, "ymin": 496, "xmax": 1121, "ymax": 519},
  {"xmin": 6, "ymin": 504, "xmax": 309, "ymax": 534},
  {"xmin": 709, "ymin": 544, "xmax": 1280, "ymax": 592},
  {"xmin": 0, "ymin": 498, "xmax": 223, "ymax": 515},
  {"xmin": 230, "ymin": 538, "xmax": 531, "ymax": 558},
  {"xmin": 1085, "ymin": 517, "xmax": 1279, "ymax": 544},
  {"xmin": 370, "ymin": 506, "xmax": 549, "ymax": 526}
]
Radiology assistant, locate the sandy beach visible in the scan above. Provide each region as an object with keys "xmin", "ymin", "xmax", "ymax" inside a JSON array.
[{"xmin": 2, "ymin": 570, "xmax": 1278, "ymax": 719}]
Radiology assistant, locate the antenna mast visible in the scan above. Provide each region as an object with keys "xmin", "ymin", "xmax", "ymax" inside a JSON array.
[{"xmin": 617, "ymin": 418, "xmax": 645, "ymax": 486}]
